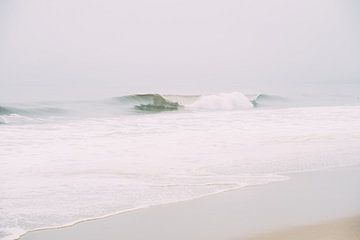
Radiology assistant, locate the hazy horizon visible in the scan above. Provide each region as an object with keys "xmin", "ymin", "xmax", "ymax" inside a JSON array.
[{"xmin": 1, "ymin": 0, "xmax": 360, "ymax": 102}]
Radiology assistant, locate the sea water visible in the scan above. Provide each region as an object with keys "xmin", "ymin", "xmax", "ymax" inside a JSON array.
[{"xmin": 1, "ymin": 91, "xmax": 360, "ymax": 240}]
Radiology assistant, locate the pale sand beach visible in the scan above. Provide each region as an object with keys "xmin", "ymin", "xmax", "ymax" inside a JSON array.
[
  {"xmin": 251, "ymin": 216, "xmax": 360, "ymax": 240},
  {"xmin": 20, "ymin": 167, "xmax": 360, "ymax": 240}
]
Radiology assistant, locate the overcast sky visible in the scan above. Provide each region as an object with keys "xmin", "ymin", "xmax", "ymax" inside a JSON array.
[{"xmin": 0, "ymin": 0, "xmax": 359, "ymax": 100}]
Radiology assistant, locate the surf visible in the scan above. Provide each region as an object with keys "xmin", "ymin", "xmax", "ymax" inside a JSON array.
[
  {"xmin": 114, "ymin": 92, "xmax": 270, "ymax": 112},
  {"xmin": 0, "ymin": 92, "xmax": 286, "ymax": 124}
]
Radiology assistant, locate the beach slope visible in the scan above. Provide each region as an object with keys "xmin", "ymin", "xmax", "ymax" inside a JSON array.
[{"xmin": 20, "ymin": 168, "xmax": 360, "ymax": 240}]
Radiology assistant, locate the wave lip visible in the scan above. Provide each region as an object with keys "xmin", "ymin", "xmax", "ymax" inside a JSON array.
[
  {"xmin": 132, "ymin": 94, "xmax": 181, "ymax": 112},
  {"xmin": 116, "ymin": 94, "xmax": 197, "ymax": 112}
]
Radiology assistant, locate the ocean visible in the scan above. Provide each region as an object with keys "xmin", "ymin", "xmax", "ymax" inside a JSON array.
[{"xmin": 1, "ymin": 88, "xmax": 360, "ymax": 240}]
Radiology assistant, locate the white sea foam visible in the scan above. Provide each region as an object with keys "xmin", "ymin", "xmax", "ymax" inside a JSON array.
[
  {"xmin": 1, "ymin": 100, "xmax": 360, "ymax": 239},
  {"xmin": 187, "ymin": 92, "xmax": 254, "ymax": 110}
]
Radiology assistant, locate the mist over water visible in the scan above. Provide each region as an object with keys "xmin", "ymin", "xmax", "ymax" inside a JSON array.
[
  {"xmin": 1, "ymin": 1, "xmax": 360, "ymax": 240},
  {"xmin": 1, "ymin": 0, "xmax": 360, "ymax": 103}
]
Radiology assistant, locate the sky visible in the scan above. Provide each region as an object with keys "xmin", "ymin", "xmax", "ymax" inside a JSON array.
[{"xmin": 0, "ymin": 0, "xmax": 359, "ymax": 101}]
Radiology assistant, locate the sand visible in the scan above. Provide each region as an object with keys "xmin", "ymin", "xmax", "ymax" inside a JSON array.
[
  {"xmin": 251, "ymin": 216, "xmax": 360, "ymax": 240},
  {"xmin": 20, "ymin": 167, "xmax": 360, "ymax": 240}
]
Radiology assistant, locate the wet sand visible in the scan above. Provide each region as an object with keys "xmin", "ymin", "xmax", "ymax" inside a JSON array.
[{"xmin": 20, "ymin": 167, "xmax": 360, "ymax": 240}]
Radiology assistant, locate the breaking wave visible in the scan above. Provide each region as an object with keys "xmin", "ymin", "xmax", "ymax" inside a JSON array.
[
  {"xmin": 114, "ymin": 92, "xmax": 279, "ymax": 112},
  {"xmin": 188, "ymin": 92, "xmax": 253, "ymax": 110}
]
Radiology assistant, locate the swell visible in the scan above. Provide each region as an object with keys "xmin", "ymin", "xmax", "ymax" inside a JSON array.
[
  {"xmin": 0, "ymin": 105, "xmax": 66, "ymax": 124},
  {"xmin": 0, "ymin": 106, "xmax": 14, "ymax": 115},
  {"xmin": 0, "ymin": 92, "xmax": 286, "ymax": 124},
  {"xmin": 0, "ymin": 105, "xmax": 65, "ymax": 116}
]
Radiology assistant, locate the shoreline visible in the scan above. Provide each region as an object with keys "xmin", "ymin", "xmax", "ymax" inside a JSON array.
[
  {"xmin": 20, "ymin": 166, "xmax": 360, "ymax": 240},
  {"xmin": 16, "ymin": 165, "xmax": 357, "ymax": 240},
  {"xmin": 16, "ymin": 174, "xmax": 289, "ymax": 240}
]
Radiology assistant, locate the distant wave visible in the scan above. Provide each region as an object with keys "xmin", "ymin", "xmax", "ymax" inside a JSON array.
[
  {"xmin": 0, "ymin": 105, "xmax": 66, "ymax": 124},
  {"xmin": 114, "ymin": 92, "xmax": 286, "ymax": 112},
  {"xmin": 0, "ymin": 105, "xmax": 18, "ymax": 115},
  {"xmin": 0, "ymin": 105, "xmax": 65, "ymax": 116},
  {"xmin": 0, "ymin": 92, "xmax": 286, "ymax": 124}
]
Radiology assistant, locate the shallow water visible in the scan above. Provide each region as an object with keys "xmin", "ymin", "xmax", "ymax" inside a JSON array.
[{"xmin": 1, "ymin": 92, "xmax": 360, "ymax": 239}]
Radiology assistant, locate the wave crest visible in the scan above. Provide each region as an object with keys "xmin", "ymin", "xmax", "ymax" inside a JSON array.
[{"xmin": 188, "ymin": 92, "xmax": 254, "ymax": 110}]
